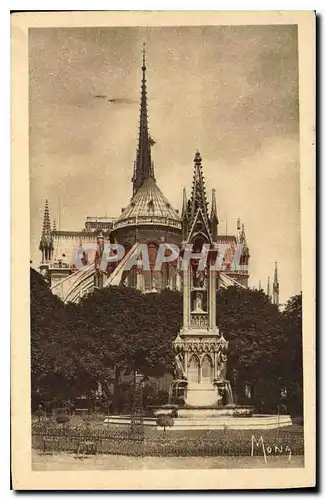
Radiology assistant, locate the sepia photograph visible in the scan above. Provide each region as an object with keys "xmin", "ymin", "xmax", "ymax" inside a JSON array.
[{"xmin": 11, "ymin": 10, "xmax": 315, "ymax": 490}]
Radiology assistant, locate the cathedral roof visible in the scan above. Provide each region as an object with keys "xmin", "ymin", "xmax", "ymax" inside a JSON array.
[{"xmin": 114, "ymin": 177, "xmax": 181, "ymax": 230}]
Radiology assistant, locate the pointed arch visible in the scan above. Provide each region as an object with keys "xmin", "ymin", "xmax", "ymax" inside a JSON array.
[
  {"xmin": 188, "ymin": 354, "xmax": 200, "ymax": 383},
  {"xmin": 201, "ymin": 354, "xmax": 213, "ymax": 383}
]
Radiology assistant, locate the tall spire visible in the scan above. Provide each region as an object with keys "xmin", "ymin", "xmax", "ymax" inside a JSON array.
[
  {"xmin": 39, "ymin": 199, "xmax": 54, "ymax": 263},
  {"xmin": 189, "ymin": 151, "xmax": 209, "ymax": 226},
  {"xmin": 273, "ymin": 261, "xmax": 280, "ymax": 306},
  {"xmin": 181, "ymin": 187, "xmax": 189, "ymax": 240},
  {"xmin": 132, "ymin": 43, "xmax": 155, "ymax": 195},
  {"xmin": 267, "ymin": 276, "xmax": 270, "ymax": 298},
  {"xmin": 210, "ymin": 188, "xmax": 218, "ymax": 240}
]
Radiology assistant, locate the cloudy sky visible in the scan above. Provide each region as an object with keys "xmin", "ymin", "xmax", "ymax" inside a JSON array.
[{"xmin": 29, "ymin": 25, "xmax": 300, "ymax": 304}]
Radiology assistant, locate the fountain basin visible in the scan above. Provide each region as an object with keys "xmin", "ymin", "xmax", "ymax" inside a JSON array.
[
  {"xmin": 104, "ymin": 412, "xmax": 292, "ymax": 430},
  {"xmin": 177, "ymin": 405, "xmax": 253, "ymax": 418},
  {"xmin": 155, "ymin": 413, "xmax": 292, "ymax": 430},
  {"xmin": 149, "ymin": 404, "xmax": 254, "ymax": 418}
]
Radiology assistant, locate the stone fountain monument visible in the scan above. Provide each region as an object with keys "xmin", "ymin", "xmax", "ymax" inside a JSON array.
[
  {"xmin": 164, "ymin": 151, "xmax": 242, "ymax": 421},
  {"xmin": 107, "ymin": 152, "xmax": 292, "ymax": 430},
  {"xmin": 153, "ymin": 151, "xmax": 291, "ymax": 430}
]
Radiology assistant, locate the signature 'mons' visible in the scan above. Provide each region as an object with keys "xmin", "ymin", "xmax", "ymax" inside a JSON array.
[{"xmin": 251, "ymin": 435, "xmax": 292, "ymax": 464}]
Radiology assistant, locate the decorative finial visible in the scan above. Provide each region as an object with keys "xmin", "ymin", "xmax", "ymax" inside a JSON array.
[{"xmin": 194, "ymin": 150, "xmax": 202, "ymax": 164}]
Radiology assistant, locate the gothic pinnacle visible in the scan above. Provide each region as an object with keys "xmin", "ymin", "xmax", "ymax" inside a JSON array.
[
  {"xmin": 189, "ymin": 150, "xmax": 209, "ymax": 224},
  {"xmin": 39, "ymin": 198, "xmax": 54, "ymax": 262},
  {"xmin": 274, "ymin": 261, "xmax": 278, "ymax": 283},
  {"xmin": 181, "ymin": 187, "xmax": 188, "ymax": 219},
  {"xmin": 211, "ymin": 188, "xmax": 218, "ymax": 220}
]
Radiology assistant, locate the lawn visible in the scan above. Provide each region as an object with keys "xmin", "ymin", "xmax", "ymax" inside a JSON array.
[{"xmin": 32, "ymin": 449, "xmax": 305, "ymax": 471}]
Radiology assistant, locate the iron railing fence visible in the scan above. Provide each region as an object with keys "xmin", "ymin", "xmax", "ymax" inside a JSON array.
[{"xmin": 32, "ymin": 425, "xmax": 304, "ymax": 457}]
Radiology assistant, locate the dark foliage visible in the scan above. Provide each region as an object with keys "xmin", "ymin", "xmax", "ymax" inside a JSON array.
[
  {"xmin": 217, "ymin": 287, "xmax": 303, "ymax": 415},
  {"xmin": 30, "ymin": 268, "xmax": 302, "ymax": 416},
  {"xmin": 30, "ymin": 269, "xmax": 182, "ymax": 411}
]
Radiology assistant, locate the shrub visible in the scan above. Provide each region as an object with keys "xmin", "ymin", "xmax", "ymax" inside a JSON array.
[
  {"xmin": 56, "ymin": 413, "xmax": 70, "ymax": 427},
  {"xmin": 156, "ymin": 414, "xmax": 174, "ymax": 432},
  {"xmin": 33, "ymin": 409, "xmax": 45, "ymax": 422}
]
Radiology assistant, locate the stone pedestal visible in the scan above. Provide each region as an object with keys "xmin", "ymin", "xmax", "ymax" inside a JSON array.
[{"xmin": 185, "ymin": 382, "xmax": 218, "ymax": 407}]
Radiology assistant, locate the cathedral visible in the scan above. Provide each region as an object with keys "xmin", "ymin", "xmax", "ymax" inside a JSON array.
[{"xmin": 38, "ymin": 47, "xmax": 254, "ymax": 303}]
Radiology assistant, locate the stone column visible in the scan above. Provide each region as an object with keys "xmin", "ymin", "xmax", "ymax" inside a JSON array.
[
  {"xmin": 208, "ymin": 263, "xmax": 217, "ymax": 330},
  {"xmin": 184, "ymin": 350, "xmax": 189, "ymax": 379},
  {"xmin": 183, "ymin": 266, "xmax": 190, "ymax": 330},
  {"xmin": 136, "ymin": 269, "xmax": 144, "ymax": 291},
  {"xmin": 214, "ymin": 351, "xmax": 218, "ymax": 379},
  {"xmin": 176, "ymin": 264, "xmax": 181, "ymax": 291}
]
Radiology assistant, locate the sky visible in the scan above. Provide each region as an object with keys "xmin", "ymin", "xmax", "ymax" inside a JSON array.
[{"xmin": 29, "ymin": 25, "xmax": 301, "ymax": 304}]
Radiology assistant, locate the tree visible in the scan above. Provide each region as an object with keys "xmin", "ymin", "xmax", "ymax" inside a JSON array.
[
  {"xmin": 217, "ymin": 286, "xmax": 285, "ymax": 410},
  {"xmin": 216, "ymin": 287, "xmax": 303, "ymax": 414},
  {"xmin": 72, "ymin": 287, "xmax": 182, "ymax": 410},
  {"xmin": 30, "ymin": 268, "xmax": 99, "ymax": 406},
  {"xmin": 280, "ymin": 293, "xmax": 303, "ymax": 415},
  {"xmin": 31, "ymin": 265, "xmax": 303, "ymax": 416},
  {"xmin": 31, "ymin": 268, "xmax": 75, "ymax": 405},
  {"xmin": 128, "ymin": 290, "xmax": 182, "ymax": 378},
  {"xmin": 30, "ymin": 270, "xmax": 181, "ymax": 410}
]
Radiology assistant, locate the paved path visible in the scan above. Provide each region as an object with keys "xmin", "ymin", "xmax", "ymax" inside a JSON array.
[{"xmin": 32, "ymin": 450, "xmax": 304, "ymax": 470}]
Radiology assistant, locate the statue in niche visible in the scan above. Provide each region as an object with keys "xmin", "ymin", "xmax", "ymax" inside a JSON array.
[
  {"xmin": 193, "ymin": 267, "xmax": 200, "ymax": 288},
  {"xmin": 194, "ymin": 291, "xmax": 204, "ymax": 312},
  {"xmin": 216, "ymin": 351, "xmax": 227, "ymax": 381},
  {"xmin": 193, "ymin": 266, "xmax": 206, "ymax": 289},
  {"xmin": 174, "ymin": 352, "xmax": 187, "ymax": 379}
]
